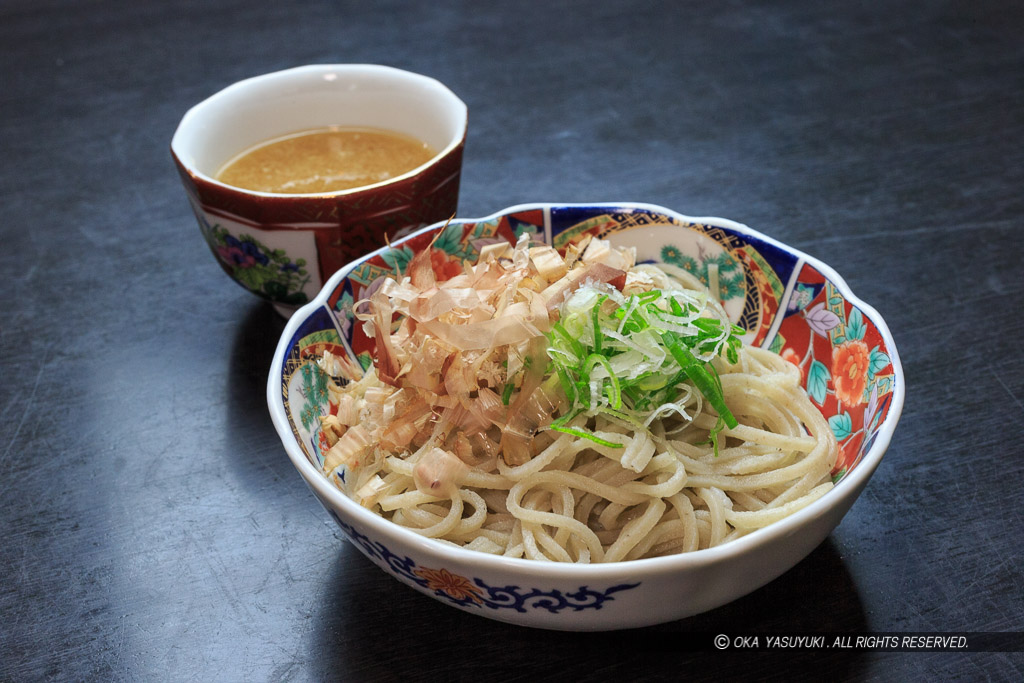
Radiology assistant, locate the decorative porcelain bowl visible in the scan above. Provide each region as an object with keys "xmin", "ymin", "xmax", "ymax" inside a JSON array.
[
  {"xmin": 267, "ymin": 203, "xmax": 905, "ymax": 630},
  {"xmin": 171, "ymin": 64, "xmax": 467, "ymax": 315}
]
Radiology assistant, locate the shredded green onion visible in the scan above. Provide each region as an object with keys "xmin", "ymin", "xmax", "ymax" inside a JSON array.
[
  {"xmin": 544, "ymin": 285, "xmax": 745, "ymax": 454},
  {"xmin": 549, "ymin": 425, "xmax": 625, "ymax": 448}
]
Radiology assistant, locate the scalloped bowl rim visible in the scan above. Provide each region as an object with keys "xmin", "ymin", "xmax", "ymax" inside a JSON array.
[{"xmin": 267, "ymin": 201, "xmax": 905, "ymax": 582}]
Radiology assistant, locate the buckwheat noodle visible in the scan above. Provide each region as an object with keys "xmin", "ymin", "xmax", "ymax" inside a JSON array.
[{"xmin": 320, "ymin": 247, "xmax": 838, "ymax": 563}]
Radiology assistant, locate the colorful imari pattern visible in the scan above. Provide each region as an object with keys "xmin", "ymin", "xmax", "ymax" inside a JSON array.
[
  {"xmin": 326, "ymin": 510, "xmax": 639, "ymax": 613},
  {"xmin": 775, "ymin": 264, "xmax": 895, "ymax": 480},
  {"xmin": 202, "ymin": 222, "xmax": 311, "ymax": 305},
  {"xmin": 279, "ymin": 205, "xmax": 898, "ymax": 498},
  {"xmin": 279, "ymin": 306, "xmax": 348, "ymax": 468},
  {"xmin": 177, "ymin": 140, "xmax": 464, "ymax": 290}
]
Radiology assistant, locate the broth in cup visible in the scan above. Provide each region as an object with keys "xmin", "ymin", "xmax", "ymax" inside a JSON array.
[
  {"xmin": 216, "ymin": 126, "xmax": 437, "ymax": 195},
  {"xmin": 171, "ymin": 64, "xmax": 467, "ymax": 316}
]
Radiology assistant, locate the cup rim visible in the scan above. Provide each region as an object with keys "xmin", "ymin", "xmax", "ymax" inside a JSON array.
[{"xmin": 170, "ymin": 64, "xmax": 468, "ymax": 199}]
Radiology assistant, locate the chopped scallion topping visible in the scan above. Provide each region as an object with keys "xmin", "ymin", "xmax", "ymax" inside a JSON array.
[{"xmin": 545, "ymin": 286, "xmax": 745, "ymax": 454}]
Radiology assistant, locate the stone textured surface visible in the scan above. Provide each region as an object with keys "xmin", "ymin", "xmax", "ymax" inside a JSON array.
[{"xmin": 2, "ymin": 0, "xmax": 1022, "ymax": 679}]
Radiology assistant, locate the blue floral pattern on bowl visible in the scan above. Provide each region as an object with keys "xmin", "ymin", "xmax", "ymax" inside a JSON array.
[{"xmin": 326, "ymin": 510, "xmax": 639, "ymax": 613}]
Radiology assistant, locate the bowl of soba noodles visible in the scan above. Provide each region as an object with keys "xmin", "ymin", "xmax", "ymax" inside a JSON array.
[{"xmin": 267, "ymin": 202, "xmax": 904, "ymax": 630}]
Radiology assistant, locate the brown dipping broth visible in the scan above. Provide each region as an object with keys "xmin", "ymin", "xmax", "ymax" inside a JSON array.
[{"xmin": 215, "ymin": 126, "xmax": 437, "ymax": 194}]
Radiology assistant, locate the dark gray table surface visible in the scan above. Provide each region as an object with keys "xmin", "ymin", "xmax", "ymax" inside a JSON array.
[{"xmin": 3, "ymin": 0, "xmax": 1022, "ymax": 680}]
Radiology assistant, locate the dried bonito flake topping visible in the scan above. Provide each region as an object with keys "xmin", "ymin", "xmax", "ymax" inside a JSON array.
[{"xmin": 320, "ymin": 235, "xmax": 636, "ymax": 486}]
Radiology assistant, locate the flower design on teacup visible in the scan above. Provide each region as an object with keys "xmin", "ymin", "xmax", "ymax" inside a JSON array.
[{"xmin": 217, "ymin": 233, "xmax": 269, "ymax": 268}]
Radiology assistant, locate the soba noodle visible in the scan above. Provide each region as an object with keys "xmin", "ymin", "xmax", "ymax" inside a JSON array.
[{"xmin": 316, "ymin": 235, "xmax": 838, "ymax": 563}]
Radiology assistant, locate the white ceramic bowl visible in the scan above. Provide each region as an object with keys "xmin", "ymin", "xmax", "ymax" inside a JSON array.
[{"xmin": 267, "ymin": 202, "xmax": 904, "ymax": 630}]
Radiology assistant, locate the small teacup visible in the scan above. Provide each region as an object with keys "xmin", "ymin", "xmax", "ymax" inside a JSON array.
[{"xmin": 171, "ymin": 64, "xmax": 467, "ymax": 315}]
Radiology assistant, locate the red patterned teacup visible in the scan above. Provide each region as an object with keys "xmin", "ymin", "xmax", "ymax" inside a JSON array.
[{"xmin": 171, "ymin": 64, "xmax": 467, "ymax": 315}]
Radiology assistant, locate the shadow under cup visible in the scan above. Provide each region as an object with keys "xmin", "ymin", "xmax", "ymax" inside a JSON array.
[{"xmin": 171, "ymin": 64, "xmax": 467, "ymax": 315}]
